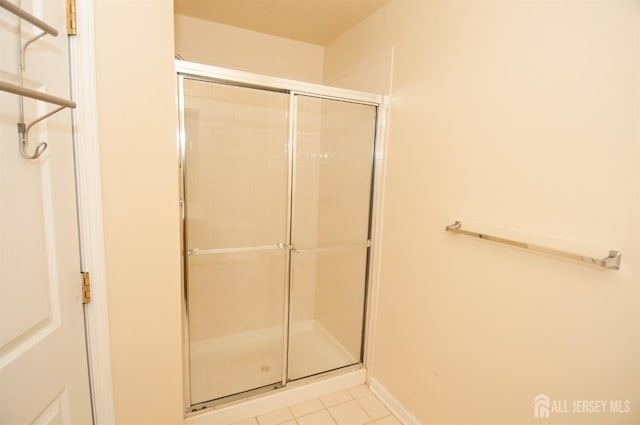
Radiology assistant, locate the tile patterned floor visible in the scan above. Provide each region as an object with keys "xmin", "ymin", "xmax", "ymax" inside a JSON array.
[{"xmin": 231, "ymin": 385, "xmax": 402, "ymax": 425}]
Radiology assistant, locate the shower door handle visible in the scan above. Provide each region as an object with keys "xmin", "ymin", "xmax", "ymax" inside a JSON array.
[{"xmin": 188, "ymin": 243, "xmax": 290, "ymax": 256}]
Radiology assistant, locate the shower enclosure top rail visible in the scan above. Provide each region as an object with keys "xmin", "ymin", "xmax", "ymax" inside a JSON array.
[
  {"xmin": 445, "ymin": 221, "xmax": 622, "ymax": 270},
  {"xmin": 176, "ymin": 59, "xmax": 385, "ymax": 106}
]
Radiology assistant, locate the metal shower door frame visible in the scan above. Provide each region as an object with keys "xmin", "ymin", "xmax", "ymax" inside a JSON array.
[{"xmin": 176, "ymin": 60, "xmax": 387, "ymax": 413}]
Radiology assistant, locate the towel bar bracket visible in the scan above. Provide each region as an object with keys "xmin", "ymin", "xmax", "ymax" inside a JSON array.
[{"xmin": 604, "ymin": 250, "xmax": 622, "ymax": 270}]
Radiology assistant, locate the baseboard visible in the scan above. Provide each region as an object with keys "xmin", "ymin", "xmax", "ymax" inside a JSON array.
[
  {"xmin": 185, "ymin": 369, "xmax": 366, "ymax": 425},
  {"xmin": 369, "ymin": 377, "xmax": 422, "ymax": 425}
]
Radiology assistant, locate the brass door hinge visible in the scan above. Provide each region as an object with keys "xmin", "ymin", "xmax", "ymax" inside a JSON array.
[
  {"xmin": 66, "ymin": 0, "xmax": 77, "ymax": 36},
  {"xmin": 81, "ymin": 272, "xmax": 91, "ymax": 304}
]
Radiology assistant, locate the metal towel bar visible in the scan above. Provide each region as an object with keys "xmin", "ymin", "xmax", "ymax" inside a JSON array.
[
  {"xmin": 0, "ymin": 0, "xmax": 58, "ymax": 35},
  {"xmin": 445, "ymin": 221, "xmax": 622, "ymax": 270},
  {"xmin": 0, "ymin": 80, "xmax": 76, "ymax": 108}
]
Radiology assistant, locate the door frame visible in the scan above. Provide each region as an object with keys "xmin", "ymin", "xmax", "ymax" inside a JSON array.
[{"xmin": 68, "ymin": 0, "xmax": 115, "ymax": 423}]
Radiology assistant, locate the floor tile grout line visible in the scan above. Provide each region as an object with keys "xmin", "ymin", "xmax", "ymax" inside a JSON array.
[
  {"xmin": 328, "ymin": 399, "xmax": 376, "ymax": 425},
  {"xmin": 325, "ymin": 404, "xmax": 341, "ymax": 425},
  {"xmin": 290, "ymin": 398, "xmax": 326, "ymax": 418},
  {"xmin": 245, "ymin": 386, "xmax": 400, "ymax": 425},
  {"xmin": 319, "ymin": 389, "xmax": 355, "ymax": 409}
]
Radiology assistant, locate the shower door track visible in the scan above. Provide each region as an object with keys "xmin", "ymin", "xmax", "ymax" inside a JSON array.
[
  {"xmin": 176, "ymin": 60, "xmax": 383, "ymax": 105},
  {"xmin": 177, "ymin": 60, "xmax": 387, "ymax": 413}
]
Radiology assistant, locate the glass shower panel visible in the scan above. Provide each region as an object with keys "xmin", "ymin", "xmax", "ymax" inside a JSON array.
[
  {"xmin": 288, "ymin": 96, "xmax": 377, "ymax": 381},
  {"xmin": 183, "ymin": 79, "xmax": 290, "ymax": 404}
]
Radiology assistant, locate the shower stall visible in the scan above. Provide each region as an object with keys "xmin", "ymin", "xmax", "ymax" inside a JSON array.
[{"xmin": 177, "ymin": 61, "xmax": 384, "ymax": 411}]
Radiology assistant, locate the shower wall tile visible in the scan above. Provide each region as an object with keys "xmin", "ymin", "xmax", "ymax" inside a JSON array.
[
  {"xmin": 314, "ymin": 249, "xmax": 367, "ymax": 359},
  {"xmin": 188, "ymin": 251, "xmax": 286, "ymax": 342},
  {"xmin": 289, "ymin": 253, "xmax": 317, "ymax": 322},
  {"xmin": 185, "ymin": 79, "xmax": 377, "ymax": 382},
  {"xmin": 185, "ymin": 80, "xmax": 290, "ymax": 342},
  {"xmin": 186, "ymin": 81, "xmax": 289, "ymax": 252},
  {"xmin": 290, "ymin": 102, "xmax": 322, "ymax": 325}
]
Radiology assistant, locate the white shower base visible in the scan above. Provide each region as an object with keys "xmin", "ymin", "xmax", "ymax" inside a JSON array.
[{"xmin": 190, "ymin": 320, "xmax": 358, "ymax": 405}]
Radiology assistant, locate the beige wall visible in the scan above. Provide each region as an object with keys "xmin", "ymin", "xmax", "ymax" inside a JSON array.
[
  {"xmin": 324, "ymin": 47, "xmax": 394, "ymax": 95},
  {"xmin": 175, "ymin": 14, "xmax": 324, "ymax": 83},
  {"xmin": 93, "ymin": 1, "xmax": 183, "ymax": 424},
  {"xmin": 325, "ymin": 1, "xmax": 640, "ymax": 424},
  {"xmin": 92, "ymin": 2, "xmax": 639, "ymax": 422}
]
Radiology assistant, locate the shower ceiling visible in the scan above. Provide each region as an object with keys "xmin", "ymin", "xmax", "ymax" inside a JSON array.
[{"xmin": 173, "ymin": 0, "xmax": 390, "ymax": 45}]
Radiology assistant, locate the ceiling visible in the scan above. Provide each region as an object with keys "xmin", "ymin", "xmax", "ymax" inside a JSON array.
[{"xmin": 174, "ymin": 0, "xmax": 391, "ymax": 45}]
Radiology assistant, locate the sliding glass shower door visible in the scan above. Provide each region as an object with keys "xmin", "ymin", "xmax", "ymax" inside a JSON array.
[
  {"xmin": 180, "ymin": 72, "xmax": 379, "ymax": 409},
  {"xmin": 182, "ymin": 79, "xmax": 290, "ymax": 404},
  {"xmin": 288, "ymin": 96, "xmax": 377, "ymax": 380}
]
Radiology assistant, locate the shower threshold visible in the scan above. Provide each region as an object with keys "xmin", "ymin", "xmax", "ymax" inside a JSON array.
[{"xmin": 185, "ymin": 368, "xmax": 366, "ymax": 424}]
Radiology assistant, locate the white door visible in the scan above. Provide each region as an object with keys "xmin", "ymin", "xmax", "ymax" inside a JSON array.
[{"xmin": 0, "ymin": 1, "xmax": 93, "ymax": 424}]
